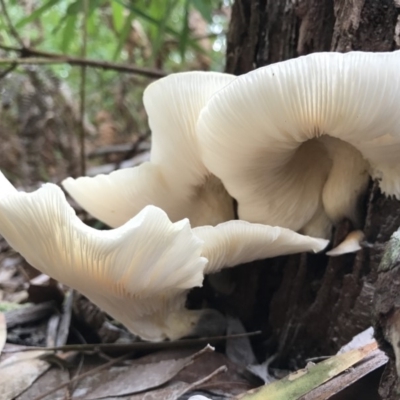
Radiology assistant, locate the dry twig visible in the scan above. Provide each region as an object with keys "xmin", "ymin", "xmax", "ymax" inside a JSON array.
[
  {"xmin": 4, "ymin": 331, "xmax": 262, "ymax": 354},
  {"xmin": 0, "ymin": 54, "xmax": 166, "ymax": 78}
]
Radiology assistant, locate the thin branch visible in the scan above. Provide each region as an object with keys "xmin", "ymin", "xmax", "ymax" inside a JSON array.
[
  {"xmin": 164, "ymin": 32, "xmax": 222, "ymax": 45},
  {"xmin": 0, "ymin": 0, "xmax": 24, "ymax": 47},
  {"xmin": 0, "ymin": 43, "xmax": 21, "ymax": 52},
  {"xmin": 3, "ymin": 331, "xmax": 262, "ymax": 353},
  {"xmin": 0, "ymin": 56, "xmax": 166, "ymax": 78}
]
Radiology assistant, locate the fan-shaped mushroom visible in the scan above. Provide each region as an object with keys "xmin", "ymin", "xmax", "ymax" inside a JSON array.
[
  {"xmin": 198, "ymin": 51, "xmax": 400, "ymax": 252},
  {"xmin": 63, "ymin": 72, "xmax": 236, "ymax": 228},
  {"xmin": 0, "ymin": 172, "xmax": 328, "ymax": 341}
]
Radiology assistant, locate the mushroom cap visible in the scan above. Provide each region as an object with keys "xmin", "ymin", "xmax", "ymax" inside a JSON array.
[
  {"xmin": 0, "ymin": 167, "xmax": 333, "ymax": 335},
  {"xmin": 197, "ymin": 51, "xmax": 400, "ymax": 236},
  {"xmin": 0, "ymin": 172, "xmax": 207, "ymax": 341},
  {"xmin": 326, "ymin": 230, "xmax": 364, "ymax": 256},
  {"xmin": 63, "ymin": 71, "xmax": 236, "ymax": 228},
  {"xmin": 193, "ymin": 220, "xmax": 329, "ymax": 274},
  {"xmin": 0, "ymin": 170, "xmax": 330, "ymax": 339}
]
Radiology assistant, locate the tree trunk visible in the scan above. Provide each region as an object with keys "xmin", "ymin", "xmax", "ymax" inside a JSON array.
[{"xmin": 220, "ymin": 0, "xmax": 400, "ymax": 397}]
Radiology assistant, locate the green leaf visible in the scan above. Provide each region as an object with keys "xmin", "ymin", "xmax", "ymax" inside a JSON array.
[
  {"xmin": 116, "ymin": 1, "xmax": 174, "ymax": 34},
  {"xmin": 86, "ymin": 5, "xmax": 98, "ymax": 35},
  {"xmin": 60, "ymin": 14, "xmax": 77, "ymax": 53},
  {"xmin": 111, "ymin": 0, "xmax": 125, "ymax": 33},
  {"xmin": 151, "ymin": 0, "xmax": 179, "ymax": 61},
  {"xmin": 192, "ymin": 0, "xmax": 213, "ymax": 23},
  {"xmin": 66, "ymin": 1, "xmax": 83, "ymax": 15},
  {"xmin": 179, "ymin": 0, "xmax": 190, "ymax": 61},
  {"xmin": 116, "ymin": 0, "xmax": 208, "ymax": 56},
  {"xmin": 15, "ymin": 0, "xmax": 59, "ymax": 28},
  {"xmin": 66, "ymin": 0, "xmax": 106, "ymax": 16},
  {"xmin": 112, "ymin": 11, "xmax": 134, "ymax": 60}
]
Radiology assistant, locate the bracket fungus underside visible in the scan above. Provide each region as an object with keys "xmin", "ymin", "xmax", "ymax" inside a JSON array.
[
  {"xmin": 63, "ymin": 71, "xmax": 236, "ymax": 229},
  {"xmin": 198, "ymin": 50, "xmax": 400, "ymax": 245},
  {"xmin": 0, "ymin": 171, "xmax": 327, "ymax": 341}
]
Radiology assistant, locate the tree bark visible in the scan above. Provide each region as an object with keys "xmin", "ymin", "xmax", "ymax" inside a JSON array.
[{"xmin": 220, "ymin": 0, "xmax": 400, "ymax": 397}]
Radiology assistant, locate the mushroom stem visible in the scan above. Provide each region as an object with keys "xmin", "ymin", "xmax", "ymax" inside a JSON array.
[
  {"xmin": 320, "ymin": 137, "xmax": 370, "ymax": 227},
  {"xmin": 301, "ymin": 201, "xmax": 332, "ymax": 239},
  {"xmin": 189, "ymin": 174, "xmax": 234, "ymax": 227}
]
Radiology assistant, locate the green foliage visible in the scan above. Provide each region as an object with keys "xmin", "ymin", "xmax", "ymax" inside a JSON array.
[
  {"xmin": 5, "ymin": 0, "xmax": 228, "ymax": 70},
  {"xmin": 0, "ymin": 0, "xmax": 229, "ymax": 150}
]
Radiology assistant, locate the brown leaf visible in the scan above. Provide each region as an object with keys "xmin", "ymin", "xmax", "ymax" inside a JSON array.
[
  {"xmin": 101, "ymin": 382, "xmax": 190, "ymax": 400},
  {"xmin": 5, "ymin": 301, "xmax": 56, "ymax": 329},
  {"xmin": 73, "ymin": 346, "xmax": 214, "ymax": 399},
  {"xmin": 175, "ymin": 351, "xmax": 257, "ymax": 396},
  {"xmin": 225, "ymin": 317, "xmax": 257, "ymax": 367},
  {"xmin": 55, "ymin": 289, "xmax": 74, "ymax": 347},
  {"xmin": 0, "ymin": 350, "xmax": 51, "ymax": 400},
  {"xmin": 16, "ymin": 367, "xmax": 70, "ymax": 400}
]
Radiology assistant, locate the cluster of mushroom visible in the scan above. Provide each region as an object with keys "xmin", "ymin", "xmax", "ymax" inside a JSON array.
[
  {"xmin": 0, "ymin": 50, "xmax": 399, "ymax": 342},
  {"xmin": 0, "ymin": 172, "xmax": 326, "ymax": 341}
]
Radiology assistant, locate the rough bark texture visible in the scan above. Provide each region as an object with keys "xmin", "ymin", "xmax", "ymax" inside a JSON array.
[
  {"xmin": 221, "ymin": 0, "xmax": 400, "ymax": 397},
  {"xmin": 374, "ymin": 230, "xmax": 400, "ymax": 399}
]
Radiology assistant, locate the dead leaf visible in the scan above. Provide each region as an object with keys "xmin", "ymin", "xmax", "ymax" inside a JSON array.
[
  {"xmin": 175, "ymin": 351, "xmax": 257, "ymax": 396},
  {"xmin": 73, "ymin": 345, "xmax": 214, "ymax": 399},
  {"xmin": 101, "ymin": 381, "xmax": 190, "ymax": 400},
  {"xmin": 226, "ymin": 317, "xmax": 257, "ymax": 367},
  {"xmin": 0, "ymin": 312, "xmax": 6, "ymax": 356},
  {"xmin": 46, "ymin": 314, "xmax": 60, "ymax": 348},
  {"xmin": 5, "ymin": 301, "xmax": 56, "ymax": 329},
  {"xmin": 55, "ymin": 289, "xmax": 73, "ymax": 347},
  {"xmin": 225, "ymin": 317, "xmax": 276, "ymax": 384},
  {"xmin": 0, "ymin": 350, "xmax": 51, "ymax": 400},
  {"xmin": 0, "ymin": 267, "xmax": 14, "ymax": 285},
  {"xmin": 176, "ymin": 365, "xmax": 227, "ymax": 398},
  {"xmin": 110, "ymin": 366, "xmax": 227, "ymax": 400},
  {"xmin": 238, "ymin": 341, "xmax": 378, "ymax": 400},
  {"xmin": 128, "ymin": 382, "xmax": 190, "ymax": 400},
  {"xmin": 16, "ymin": 367, "xmax": 70, "ymax": 400}
]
